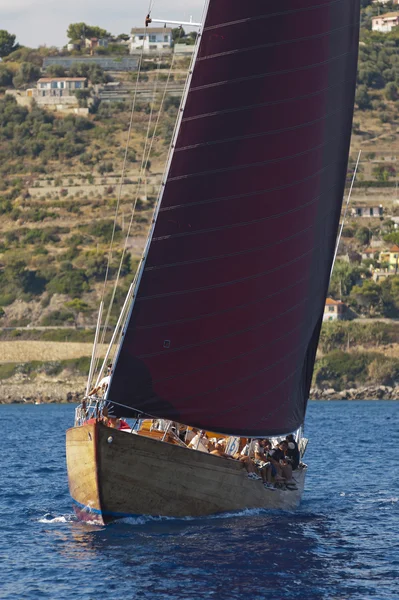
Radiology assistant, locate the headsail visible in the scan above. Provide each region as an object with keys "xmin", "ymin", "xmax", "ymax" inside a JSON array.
[{"xmin": 107, "ymin": 0, "xmax": 360, "ymax": 436}]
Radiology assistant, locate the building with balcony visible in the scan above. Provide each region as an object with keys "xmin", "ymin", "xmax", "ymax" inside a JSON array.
[{"xmin": 130, "ymin": 27, "xmax": 172, "ymax": 53}]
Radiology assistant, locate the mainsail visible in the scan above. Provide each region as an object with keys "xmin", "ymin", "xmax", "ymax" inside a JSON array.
[{"xmin": 108, "ymin": 0, "xmax": 360, "ymax": 436}]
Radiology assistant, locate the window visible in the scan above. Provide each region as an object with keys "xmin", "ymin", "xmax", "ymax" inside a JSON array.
[
  {"xmin": 149, "ymin": 35, "xmax": 157, "ymax": 42},
  {"xmin": 370, "ymin": 208, "xmax": 374, "ymax": 216},
  {"xmin": 328, "ymin": 306, "xmax": 334, "ymax": 312},
  {"xmin": 40, "ymin": 83, "xmax": 46, "ymax": 89},
  {"xmin": 75, "ymin": 82, "xmax": 82, "ymax": 89},
  {"xmin": 164, "ymin": 35, "xmax": 169, "ymax": 42},
  {"xmin": 51, "ymin": 81, "xmax": 57, "ymax": 89},
  {"xmin": 138, "ymin": 35, "xmax": 144, "ymax": 40},
  {"xmin": 60, "ymin": 82, "xmax": 64, "ymax": 89}
]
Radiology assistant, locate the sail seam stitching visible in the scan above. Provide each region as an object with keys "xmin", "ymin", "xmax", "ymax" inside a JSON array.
[
  {"xmin": 198, "ymin": 22, "xmax": 354, "ymax": 62},
  {"xmin": 182, "ymin": 76, "xmax": 352, "ymax": 123},
  {"xmin": 203, "ymin": 0, "xmax": 347, "ymax": 31},
  {"xmin": 161, "ymin": 335, "xmax": 309, "ymax": 405},
  {"xmin": 165, "ymin": 131, "xmax": 346, "ymax": 186},
  {"xmin": 145, "ymin": 185, "xmax": 339, "ymax": 270},
  {"xmin": 189, "ymin": 48, "xmax": 357, "ymax": 92},
  {"xmin": 175, "ymin": 105, "xmax": 345, "ymax": 152},
  {"xmin": 151, "ymin": 302, "xmax": 310, "ymax": 385},
  {"xmin": 136, "ymin": 276, "xmax": 309, "ymax": 331},
  {"xmin": 158, "ymin": 163, "xmax": 338, "ymax": 212},
  {"xmin": 136, "ymin": 229, "xmax": 332, "ymax": 304}
]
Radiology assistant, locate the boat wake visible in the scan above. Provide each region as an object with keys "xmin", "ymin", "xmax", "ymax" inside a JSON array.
[
  {"xmin": 118, "ymin": 507, "xmax": 278, "ymax": 527},
  {"xmin": 38, "ymin": 513, "xmax": 75, "ymax": 524}
]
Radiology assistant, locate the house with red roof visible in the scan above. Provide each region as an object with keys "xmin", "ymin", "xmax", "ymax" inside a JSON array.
[{"xmin": 323, "ymin": 298, "xmax": 347, "ymax": 322}]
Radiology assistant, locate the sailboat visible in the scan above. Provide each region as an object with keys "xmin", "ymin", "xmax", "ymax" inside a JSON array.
[{"xmin": 66, "ymin": 0, "xmax": 360, "ymax": 525}]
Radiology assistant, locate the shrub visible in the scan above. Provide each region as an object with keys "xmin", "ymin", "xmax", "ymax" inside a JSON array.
[
  {"xmin": 46, "ymin": 267, "xmax": 89, "ymax": 297},
  {"xmin": 40, "ymin": 310, "xmax": 75, "ymax": 326},
  {"xmin": 88, "ymin": 220, "xmax": 121, "ymax": 243}
]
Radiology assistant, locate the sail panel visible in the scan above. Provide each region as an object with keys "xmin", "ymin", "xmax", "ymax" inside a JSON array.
[{"xmin": 108, "ymin": 0, "xmax": 360, "ymax": 436}]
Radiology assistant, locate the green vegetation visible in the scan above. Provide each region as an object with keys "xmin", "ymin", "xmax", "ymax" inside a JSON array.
[
  {"xmin": 67, "ymin": 23, "xmax": 110, "ymax": 42},
  {"xmin": 0, "ymin": 30, "xmax": 19, "ymax": 58},
  {"xmin": 313, "ymin": 350, "xmax": 399, "ymax": 390},
  {"xmin": 0, "ymin": 97, "xmax": 94, "ymax": 167},
  {"xmin": 0, "ymin": 328, "xmax": 111, "ymax": 343},
  {"xmin": 0, "ymin": 357, "xmax": 91, "ymax": 380}
]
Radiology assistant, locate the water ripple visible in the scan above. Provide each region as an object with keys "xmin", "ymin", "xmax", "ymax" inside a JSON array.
[{"xmin": 0, "ymin": 402, "xmax": 398, "ymax": 600}]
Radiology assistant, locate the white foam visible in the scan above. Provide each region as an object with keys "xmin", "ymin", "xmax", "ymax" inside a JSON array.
[{"xmin": 38, "ymin": 514, "xmax": 74, "ymax": 523}]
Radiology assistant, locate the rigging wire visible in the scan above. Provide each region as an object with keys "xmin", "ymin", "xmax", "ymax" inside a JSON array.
[
  {"xmin": 90, "ymin": 4, "xmax": 204, "ymax": 387},
  {"xmin": 106, "ymin": 14, "xmax": 208, "ymax": 371},
  {"xmin": 89, "ymin": 6, "xmax": 151, "ymax": 387},
  {"xmin": 104, "ymin": 26, "xmax": 191, "ymax": 366},
  {"xmin": 102, "ymin": 25, "xmax": 201, "ymax": 372},
  {"xmin": 91, "ymin": 9, "xmax": 186, "ymax": 385}
]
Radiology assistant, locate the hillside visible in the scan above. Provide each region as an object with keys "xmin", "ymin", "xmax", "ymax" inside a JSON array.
[
  {"xmin": 0, "ymin": 77, "xmax": 182, "ymax": 327},
  {"xmin": 2, "ymin": 7, "xmax": 399, "ymax": 400}
]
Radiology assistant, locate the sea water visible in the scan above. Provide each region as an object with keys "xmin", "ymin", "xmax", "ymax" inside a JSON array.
[{"xmin": 0, "ymin": 401, "xmax": 397, "ymax": 600}]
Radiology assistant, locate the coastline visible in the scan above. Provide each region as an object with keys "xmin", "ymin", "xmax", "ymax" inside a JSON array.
[
  {"xmin": 0, "ymin": 379, "xmax": 397, "ymax": 404},
  {"xmin": 309, "ymin": 385, "xmax": 399, "ymax": 400},
  {"xmin": 0, "ymin": 377, "xmax": 86, "ymax": 404}
]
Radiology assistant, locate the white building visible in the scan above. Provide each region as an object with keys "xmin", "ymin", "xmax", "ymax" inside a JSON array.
[
  {"xmin": 35, "ymin": 77, "xmax": 87, "ymax": 96},
  {"xmin": 351, "ymin": 205, "xmax": 383, "ymax": 218},
  {"xmin": 372, "ymin": 12, "xmax": 399, "ymax": 32},
  {"xmin": 130, "ymin": 27, "xmax": 172, "ymax": 53}
]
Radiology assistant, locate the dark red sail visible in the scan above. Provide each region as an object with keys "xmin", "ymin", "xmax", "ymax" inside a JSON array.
[{"xmin": 108, "ymin": 0, "xmax": 360, "ymax": 436}]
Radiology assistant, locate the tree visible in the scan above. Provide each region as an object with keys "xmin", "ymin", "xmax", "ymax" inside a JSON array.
[
  {"xmin": 350, "ymin": 280, "xmax": 381, "ymax": 314},
  {"xmin": 329, "ymin": 261, "xmax": 366, "ymax": 298},
  {"xmin": 45, "ymin": 65, "xmax": 66, "ymax": 77},
  {"xmin": 355, "ymin": 85, "xmax": 371, "ymax": 110},
  {"xmin": 67, "ymin": 23, "xmax": 110, "ymax": 41},
  {"xmin": 355, "ymin": 226, "xmax": 371, "ymax": 246},
  {"xmin": 385, "ymin": 81, "xmax": 398, "ymax": 101},
  {"xmin": 0, "ymin": 66, "xmax": 13, "ymax": 87},
  {"xmin": 12, "ymin": 62, "xmax": 41, "ymax": 88},
  {"xmin": 0, "ymin": 30, "xmax": 18, "ymax": 58},
  {"xmin": 172, "ymin": 27, "xmax": 185, "ymax": 42}
]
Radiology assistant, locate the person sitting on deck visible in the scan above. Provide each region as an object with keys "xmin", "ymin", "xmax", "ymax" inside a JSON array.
[
  {"xmin": 253, "ymin": 439, "xmax": 272, "ymax": 484},
  {"xmin": 88, "ymin": 364, "xmax": 113, "ymax": 397},
  {"xmin": 210, "ymin": 439, "xmax": 235, "ymax": 459},
  {"xmin": 188, "ymin": 430, "xmax": 211, "ymax": 453},
  {"xmin": 103, "ymin": 416, "xmax": 130, "ymax": 430},
  {"xmin": 265, "ymin": 440, "xmax": 297, "ymax": 489},
  {"xmin": 285, "ymin": 434, "xmax": 300, "ymax": 470},
  {"xmin": 237, "ymin": 439, "xmax": 262, "ymax": 480}
]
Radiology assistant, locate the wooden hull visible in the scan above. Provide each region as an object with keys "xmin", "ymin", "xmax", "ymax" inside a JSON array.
[{"xmin": 66, "ymin": 423, "xmax": 306, "ymax": 525}]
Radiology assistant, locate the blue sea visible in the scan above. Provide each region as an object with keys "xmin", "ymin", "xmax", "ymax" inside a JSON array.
[{"xmin": 0, "ymin": 401, "xmax": 398, "ymax": 600}]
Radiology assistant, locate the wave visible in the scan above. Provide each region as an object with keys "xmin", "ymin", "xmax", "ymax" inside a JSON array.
[{"xmin": 38, "ymin": 513, "xmax": 75, "ymax": 524}]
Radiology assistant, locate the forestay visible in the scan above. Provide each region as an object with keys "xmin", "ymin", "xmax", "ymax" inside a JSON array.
[{"xmin": 107, "ymin": 0, "xmax": 360, "ymax": 436}]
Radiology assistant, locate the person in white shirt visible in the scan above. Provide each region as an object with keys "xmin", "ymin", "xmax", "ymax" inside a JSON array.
[
  {"xmin": 188, "ymin": 430, "xmax": 211, "ymax": 453},
  {"xmin": 88, "ymin": 365, "xmax": 112, "ymax": 397}
]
